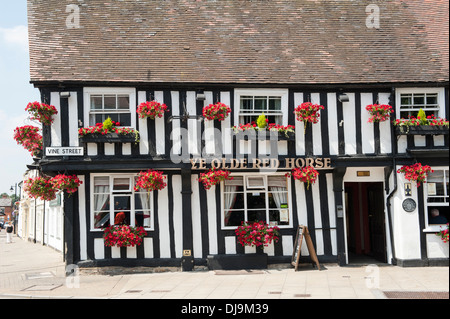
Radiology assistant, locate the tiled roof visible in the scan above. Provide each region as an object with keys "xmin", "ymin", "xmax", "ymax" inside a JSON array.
[{"xmin": 27, "ymin": 0, "xmax": 449, "ymax": 85}]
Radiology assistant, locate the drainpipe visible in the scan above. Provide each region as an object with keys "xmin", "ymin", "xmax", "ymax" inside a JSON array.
[
  {"xmin": 385, "ymin": 86, "xmax": 397, "ymax": 265},
  {"xmin": 386, "ymin": 162, "xmax": 397, "ymax": 265}
]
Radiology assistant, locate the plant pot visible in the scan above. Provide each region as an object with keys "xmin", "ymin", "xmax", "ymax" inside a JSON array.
[
  {"xmin": 207, "ymin": 253, "xmax": 268, "ymax": 270},
  {"xmin": 395, "ymin": 125, "xmax": 449, "ymax": 136},
  {"xmin": 79, "ymin": 133, "xmax": 137, "ymax": 143}
]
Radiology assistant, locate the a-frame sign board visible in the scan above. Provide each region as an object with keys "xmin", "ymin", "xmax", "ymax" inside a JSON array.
[{"xmin": 291, "ymin": 225, "xmax": 321, "ymax": 271}]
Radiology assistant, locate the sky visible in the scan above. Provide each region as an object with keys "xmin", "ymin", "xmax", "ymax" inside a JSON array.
[{"xmin": 0, "ymin": 0, "xmax": 41, "ymax": 196}]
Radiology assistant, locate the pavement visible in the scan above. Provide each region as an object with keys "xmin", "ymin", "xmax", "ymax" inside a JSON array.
[{"xmin": 0, "ymin": 232, "xmax": 448, "ymax": 300}]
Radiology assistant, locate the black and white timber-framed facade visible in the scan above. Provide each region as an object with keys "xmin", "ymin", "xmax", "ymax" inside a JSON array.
[{"xmin": 26, "ymin": 0, "xmax": 449, "ymax": 269}]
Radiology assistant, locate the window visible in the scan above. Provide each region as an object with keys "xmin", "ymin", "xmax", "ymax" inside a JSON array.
[
  {"xmin": 84, "ymin": 88, "xmax": 136, "ymax": 128},
  {"xmin": 425, "ymin": 168, "xmax": 449, "ymax": 229},
  {"xmin": 396, "ymin": 88, "xmax": 445, "ymax": 119},
  {"xmin": 91, "ymin": 174, "xmax": 153, "ymax": 231},
  {"xmin": 222, "ymin": 174, "xmax": 291, "ymax": 229},
  {"xmin": 235, "ymin": 89, "xmax": 288, "ymax": 126}
]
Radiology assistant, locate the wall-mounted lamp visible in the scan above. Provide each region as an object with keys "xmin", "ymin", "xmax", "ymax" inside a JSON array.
[
  {"xmin": 196, "ymin": 93, "xmax": 206, "ymax": 101},
  {"xmin": 338, "ymin": 93, "xmax": 349, "ymax": 103},
  {"xmin": 60, "ymin": 92, "xmax": 71, "ymax": 98}
]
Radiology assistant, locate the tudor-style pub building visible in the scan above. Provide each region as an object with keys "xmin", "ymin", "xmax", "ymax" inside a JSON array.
[{"xmin": 26, "ymin": 0, "xmax": 448, "ymax": 269}]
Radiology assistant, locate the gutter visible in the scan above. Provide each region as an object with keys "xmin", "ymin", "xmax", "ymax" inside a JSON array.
[{"xmin": 386, "ymin": 158, "xmax": 397, "ymax": 265}]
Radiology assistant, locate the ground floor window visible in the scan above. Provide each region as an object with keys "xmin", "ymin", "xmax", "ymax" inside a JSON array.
[
  {"xmin": 91, "ymin": 174, "xmax": 153, "ymax": 231},
  {"xmin": 222, "ymin": 174, "xmax": 291, "ymax": 229},
  {"xmin": 425, "ymin": 168, "xmax": 449, "ymax": 229}
]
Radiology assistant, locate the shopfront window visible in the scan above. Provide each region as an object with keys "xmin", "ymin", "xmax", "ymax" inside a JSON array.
[
  {"xmin": 91, "ymin": 174, "xmax": 153, "ymax": 230},
  {"xmin": 425, "ymin": 168, "xmax": 449, "ymax": 228},
  {"xmin": 223, "ymin": 174, "xmax": 291, "ymax": 229}
]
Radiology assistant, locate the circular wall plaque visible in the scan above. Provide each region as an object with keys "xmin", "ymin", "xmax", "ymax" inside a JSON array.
[{"xmin": 402, "ymin": 198, "xmax": 416, "ymax": 212}]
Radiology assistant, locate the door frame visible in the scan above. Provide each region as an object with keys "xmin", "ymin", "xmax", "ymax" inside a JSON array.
[
  {"xmin": 344, "ymin": 182, "xmax": 387, "ymax": 263},
  {"xmin": 342, "ymin": 167, "xmax": 390, "ymax": 265}
]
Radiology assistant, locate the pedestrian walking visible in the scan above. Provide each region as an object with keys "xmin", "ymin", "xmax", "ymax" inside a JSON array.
[{"xmin": 6, "ymin": 222, "xmax": 13, "ymax": 243}]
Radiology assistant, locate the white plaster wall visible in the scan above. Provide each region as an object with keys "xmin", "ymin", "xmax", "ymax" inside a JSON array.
[{"xmin": 392, "ymin": 167, "xmax": 422, "ymax": 260}]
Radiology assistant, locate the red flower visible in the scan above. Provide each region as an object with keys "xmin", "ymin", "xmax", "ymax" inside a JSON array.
[
  {"xmin": 235, "ymin": 221, "xmax": 280, "ymax": 247},
  {"xmin": 397, "ymin": 163, "xmax": 433, "ymax": 187},
  {"xmin": 202, "ymin": 102, "xmax": 231, "ymax": 121},
  {"xmin": 198, "ymin": 168, "xmax": 233, "ymax": 190},
  {"xmin": 286, "ymin": 166, "xmax": 319, "ymax": 189},
  {"xmin": 24, "ymin": 176, "xmax": 57, "ymax": 201},
  {"xmin": 51, "ymin": 174, "xmax": 83, "ymax": 194},
  {"xmin": 25, "ymin": 101, "xmax": 58, "ymax": 125},
  {"xmin": 294, "ymin": 102, "xmax": 324, "ymax": 133},
  {"xmin": 13, "ymin": 125, "xmax": 43, "ymax": 157},
  {"xmin": 365, "ymin": 104, "xmax": 393, "ymax": 123},
  {"xmin": 134, "ymin": 170, "xmax": 167, "ymax": 192},
  {"xmin": 103, "ymin": 225, "xmax": 147, "ymax": 247},
  {"xmin": 137, "ymin": 101, "xmax": 169, "ymax": 120}
]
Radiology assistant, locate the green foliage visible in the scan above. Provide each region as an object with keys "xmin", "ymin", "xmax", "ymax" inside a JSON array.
[
  {"xmin": 417, "ymin": 109, "xmax": 428, "ymax": 125},
  {"xmin": 256, "ymin": 113, "xmax": 267, "ymax": 129},
  {"xmin": 103, "ymin": 117, "xmax": 114, "ymax": 130}
]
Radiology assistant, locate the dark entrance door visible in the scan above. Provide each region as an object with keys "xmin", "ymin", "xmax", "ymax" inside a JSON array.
[{"xmin": 345, "ymin": 182, "xmax": 387, "ymax": 264}]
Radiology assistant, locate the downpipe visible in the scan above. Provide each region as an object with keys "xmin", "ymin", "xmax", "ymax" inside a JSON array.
[{"xmin": 386, "ymin": 158, "xmax": 397, "ymax": 265}]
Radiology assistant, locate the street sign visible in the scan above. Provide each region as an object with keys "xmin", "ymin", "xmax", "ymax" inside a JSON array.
[{"xmin": 46, "ymin": 147, "xmax": 84, "ymax": 156}]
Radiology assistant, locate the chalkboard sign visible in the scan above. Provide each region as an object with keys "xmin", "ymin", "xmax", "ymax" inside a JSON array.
[{"xmin": 291, "ymin": 226, "xmax": 320, "ymax": 271}]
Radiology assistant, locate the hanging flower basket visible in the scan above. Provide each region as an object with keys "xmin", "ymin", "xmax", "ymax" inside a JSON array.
[
  {"xmin": 51, "ymin": 174, "xmax": 83, "ymax": 195},
  {"xmin": 25, "ymin": 101, "xmax": 58, "ymax": 125},
  {"xmin": 202, "ymin": 102, "xmax": 231, "ymax": 121},
  {"xmin": 137, "ymin": 101, "xmax": 169, "ymax": 120},
  {"xmin": 397, "ymin": 163, "xmax": 433, "ymax": 187},
  {"xmin": 103, "ymin": 224, "xmax": 147, "ymax": 247},
  {"xmin": 437, "ymin": 223, "xmax": 449, "ymax": 243},
  {"xmin": 13, "ymin": 125, "xmax": 43, "ymax": 157},
  {"xmin": 235, "ymin": 221, "xmax": 280, "ymax": 248},
  {"xmin": 294, "ymin": 102, "xmax": 324, "ymax": 133},
  {"xmin": 134, "ymin": 169, "xmax": 167, "ymax": 192},
  {"xmin": 286, "ymin": 166, "xmax": 319, "ymax": 190},
  {"xmin": 365, "ymin": 104, "xmax": 393, "ymax": 123},
  {"xmin": 198, "ymin": 168, "xmax": 233, "ymax": 190},
  {"xmin": 24, "ymin": 176, "xmax": 58, "ymax": 201}
]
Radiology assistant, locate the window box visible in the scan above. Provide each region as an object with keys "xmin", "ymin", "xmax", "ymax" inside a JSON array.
[
  {"xmin": 394, "ymin": 125, "xmax": 449, "ymax": 136},
  {"xmin": 232, "ymin": 128, "xmax": 295, "ymax": 141},
  {"xmin": 277, "ymin": 131, "xmax": 295, "ymax": 140},
  {"xmin": 79, "ymin": 132, "xmax": 138, "ymax": 143}
]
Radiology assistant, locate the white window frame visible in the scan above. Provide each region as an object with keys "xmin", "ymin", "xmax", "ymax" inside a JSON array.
[
  {"xmin": 221, "ymin": 173, "xmax": 293, "ymax": 230},
  {"xmin": 423, "ymin": 166, "xmax": 449, "ymax": 232},
  {"xmin": 234, "ymin": 89, "xmax": 289, "ymax": 126},
  {"xmin": 395, "ymin": 87, "xmax": 445, "ymax": 119},
  {"xmin": 90, "ymin": 173, "xmax": 154, "ymax": 232},
  {"xmin": 83, "ymin": 87, "xmax": 136, "ymax": 129}
]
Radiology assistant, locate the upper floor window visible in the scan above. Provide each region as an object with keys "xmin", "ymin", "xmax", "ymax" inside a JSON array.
[
  {"xmin": 396, "ymin": 88, "xmax": 445, "ymax": 119},
  {"xmin": 84, "ymin": 88, "xmax": 136, "ymax": 128},
  {"xmin": 235, "ymin": 89, "xmax": 288, "ymax": 126}
]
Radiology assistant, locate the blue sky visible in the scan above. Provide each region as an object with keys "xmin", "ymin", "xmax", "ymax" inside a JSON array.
[{"xmin": 0, "ymin": 0, "xmax": 41, "ymax": 195}]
